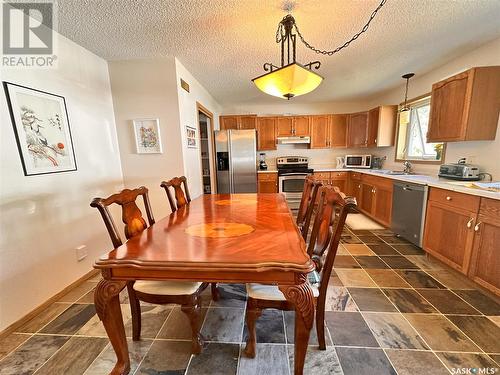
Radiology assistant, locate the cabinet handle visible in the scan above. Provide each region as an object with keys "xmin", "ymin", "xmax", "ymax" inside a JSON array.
[
  {"xmin": 466, "ymin": 218, "xmax": 474, "ymax": 229},
  {"xmin": 446, "ymin": 196, "xmax": 452, "ymax": 201},
  {"xmin": 474, "ymin": 222, "xmax": 482, "ymax": 232}
]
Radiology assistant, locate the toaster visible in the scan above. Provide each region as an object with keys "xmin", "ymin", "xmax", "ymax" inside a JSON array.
[{"xmin": 438, "ymin": 163, "xmax": 480, "ymax": 181}]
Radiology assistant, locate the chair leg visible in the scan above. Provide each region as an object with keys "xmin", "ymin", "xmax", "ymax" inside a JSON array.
[
  {"xmin": 210, "ymin": 283, "xmax": 220, "ymax": 301},
  {"xmin": 181, "ymin": 296, "xmax": 203, "ymax": 355},
  {"xmin": 243, "ymin": 298, "xmax": 261, "ymax": 358},
  {"xmin": 316, "ymin": 297, "xmax": 326, "ymax": 350},
  {"xmin": 127, "ymin": 282, "xmax": 142, "ymax": 341}
]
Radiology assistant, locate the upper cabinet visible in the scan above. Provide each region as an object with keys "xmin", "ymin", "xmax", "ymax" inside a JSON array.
[
  {"xmin": 220, "ymin": 115, "xmax": 257, "ymax": 130},
  {"xmin": 330, "ymin": 114, "xmax": 348, "ymax": 147},
  {"xmin": 276, "ymin": 116, "xmax": 311, "ymax": 137},
  {"xmin": 347, "ymin": 111, "xmax": 369, "ymax": 147},
  {"xmin": 293, "ymin": 116, "xmax": 311, "ymax": 136},
  {"xmin": 310, "ymin": 115, "xmax": 331, "ymax": 148},
  {"xmin": 367, "ymin": 105, "xmax": 397, "ymax": 147},
  {"xmin": 256, "ymin": 117, "xmax": 276, "ymax": 150},
  {"xmin": 427, "ymin": 66, "xmax": 500, "ymax": 142},
  {"xmin": 276, "ymin": 117, "xmax": 294, "ymax": 136}
]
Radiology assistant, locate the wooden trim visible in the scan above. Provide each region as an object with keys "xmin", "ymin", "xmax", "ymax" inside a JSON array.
[
  {"xmin": 0, "ymin": 268, "xmax": 100, "ymax": 339},
  {"xmin": 196, "ymin": 102, "xmax": 217, "ymax": 193}
]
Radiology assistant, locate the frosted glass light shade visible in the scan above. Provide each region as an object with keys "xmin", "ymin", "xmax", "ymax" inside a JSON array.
[
  {"xmin": 252, "ymin": 63, "xmax": 323, "ymax": 99},
  {"xmin": 399, "ymin": 109, "xmax": 410, "ymax": 126}
]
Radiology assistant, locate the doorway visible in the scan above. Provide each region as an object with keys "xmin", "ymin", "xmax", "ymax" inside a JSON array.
[{"xmin": 196, "ymin": 103, "xmax": 215, "ymax": 194}]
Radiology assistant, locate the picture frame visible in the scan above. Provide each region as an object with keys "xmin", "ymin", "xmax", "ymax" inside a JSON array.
[
  {"xmin": 186, "ymin": 125, "xmax": 197, "ymax": 148},
  {"xmin": 3, "ymin": 81, "xmax": 77, "ymax": 176},
  {"xmin": 132, "ymin": 118, "xmax": 163, "ymax": 154}
]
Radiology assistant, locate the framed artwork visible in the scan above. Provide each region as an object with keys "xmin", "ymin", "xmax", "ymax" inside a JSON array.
[
  {"xmin": 132, "ymin": 118, "xmax": 163, "ymax": 154},
  {"xmin": 3, "ymin": 82, "xmax": 77, "ymax": 176},
  {"xmin": 186, "ymin": 125, "xmax": 197, "ymax": 148}
]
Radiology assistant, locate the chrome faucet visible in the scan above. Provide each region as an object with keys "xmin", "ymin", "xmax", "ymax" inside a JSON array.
[{"xmin": 402, "ymin": 160, "xmax": 413, "ymax": 174}]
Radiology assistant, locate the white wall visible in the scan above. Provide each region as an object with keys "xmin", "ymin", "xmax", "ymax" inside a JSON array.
[
  {"xmin": 0, "ymin": 35, "xmax": 123, "ymax": 330},
  {"xmin": 365, "ymin": 37, "xmax": 500, "ymax": 178},
  {"xmin": 108, "ymin": 58, "xmax": 185, "ymax": 219},
  {"xmin": 175, "ymin": 59, "xmax": 222, "ymax": 197}
]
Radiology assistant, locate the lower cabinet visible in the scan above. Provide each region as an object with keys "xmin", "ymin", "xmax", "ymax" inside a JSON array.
[
  {"xmin": 257, "ymin": 172, "xmax": 278, "ymax": 193},
  {"xmin": 468, "ymin": 198, "xmax": 500, "ymax": 294},
  {"xmin": 423, "ymin": 188, "xmax": 480, "ymax": 275},
  {"xmin": 423, "ymin": 199, "xmax": 476, "ymax": 273},
  {"xmin": 313, "ymin": 172, "xmax": 347, "ymax": 194},
  {"xmin": 356, "ymin": 174, "xmax": 393, "ymax": 227}
]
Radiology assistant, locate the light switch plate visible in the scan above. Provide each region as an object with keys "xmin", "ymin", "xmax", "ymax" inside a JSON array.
[{"xmin": 76, "ymin": 245, "xmax": 87, "ymax": 261}]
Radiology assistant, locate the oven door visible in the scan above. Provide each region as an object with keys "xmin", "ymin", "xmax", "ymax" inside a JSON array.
[{"xmin": 279, "ymin": 173, "xmax": 307, "ymax": 209}]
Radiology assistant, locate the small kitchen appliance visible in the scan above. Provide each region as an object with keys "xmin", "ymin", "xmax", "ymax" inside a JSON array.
[
  {"xmin": 277, "ymin": 156, "xmax": 314, "ymax": 210},
  {"xmin": 345, "ymin": 154, "xmax": 372, "ymax": 169},
  {"xmin": 438, "ymin": 159, "xmax": 480, "ymax": 181},
  {"xmin": 258, "ymin": 153, "xmax": 268, "ymax": 170},
  {"xmin": 336, "ymin": 157, "xmax": 345, "ymax": 169}
]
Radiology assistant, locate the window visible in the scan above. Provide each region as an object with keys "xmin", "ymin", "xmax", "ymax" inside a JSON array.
[{"xmin": 395, "ymin": 96, "xmax": 445, "ymax": 162}]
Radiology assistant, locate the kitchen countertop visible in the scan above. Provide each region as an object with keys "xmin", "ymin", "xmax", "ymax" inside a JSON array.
[{"xmin": 258, "ymin": 167, "xmax": 500, "ymax": 200}]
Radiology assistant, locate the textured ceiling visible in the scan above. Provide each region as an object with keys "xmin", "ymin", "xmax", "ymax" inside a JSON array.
[{"xmin": 57, "ymin": 0, "xmax": 500, "ymax": 105}]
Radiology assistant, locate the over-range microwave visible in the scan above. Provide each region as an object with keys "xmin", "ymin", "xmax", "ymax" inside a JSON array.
[{"xmin": 345, "ymin": 155, "xmax": 372, "ymax": 169}]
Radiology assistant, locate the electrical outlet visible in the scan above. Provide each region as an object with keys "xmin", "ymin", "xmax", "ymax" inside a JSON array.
[{"xmin": 75, "ymin": 245, "xmax": 87, "ymax": 262}]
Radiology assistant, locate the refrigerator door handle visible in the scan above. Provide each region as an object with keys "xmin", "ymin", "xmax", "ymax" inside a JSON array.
[{"xmin": 228, "ymin": 130, "xmax": 234, "ymax": 193}]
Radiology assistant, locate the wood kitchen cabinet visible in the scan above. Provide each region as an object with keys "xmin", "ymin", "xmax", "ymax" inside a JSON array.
[
  {"xmin": 366, "ymin": 106, "xmax": 397, "ymax": 147},
  {"xmin": 427, "ymin": 66, "xmax": 500, "ymax": 142},
  {"xmin": 348, "ymin": 172, "xmax": 363, "ymax": 205},
  {"xmin": 468, "ymin": 198, "xmax": 500, "ymax": 294},
  {"xmin": 256, "ymin": 117, "xmax": 276, "ymax": 150},
  {"xmin": 310, "ymin": 115, "xmax": 331, "ymax": 148},
  {"xmin": 293, "ymin": 116, "xmax": 311, "ymax": 136},
  {"xmin": 423, "ymin": 188, "xmax": 480, "ymax": 274},
  {"xmin": 330, "ymin": 114, "xmax": 348, "ymax": 147},
  {"xmin": 313, "ymin": 172, "xmax": 348, "ymax": 194},
  {"xmin": 357, "ymin": 174, "xmax": 393, "ymax": 226},
  {"xmin": 347, "ymin": 112, "xmax": 369, "ymax": 147},
  {"xmin": 276, "ymin": 117, "xmax": 294, "ymax": 136},
  {"xmin": 220, "ymin": 115, "xmax": 257, "ymax": 130},
  {"xmin": 276, "ymin": 116, "xmax": 310, "ymax": 137},
  {"xmin": 257, "ymin": 172, "xmax": 278, "ymax": 193}
]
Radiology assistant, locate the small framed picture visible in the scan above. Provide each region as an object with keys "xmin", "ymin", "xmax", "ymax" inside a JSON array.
[
  {"xmin": 3, "ymin": 81, "xmax": 77, "ymax": 176},
  {"xmin": 133, "ymin": 118, "xmax": 162, "ymax": 154},
  {"xmin": 186, "ymin": 125, "xmax": 197, "ymax": 148}
]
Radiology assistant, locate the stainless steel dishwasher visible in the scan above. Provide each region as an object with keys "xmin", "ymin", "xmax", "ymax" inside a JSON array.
[{"xmin": 391, "ymin": 181, "xmax": 428, "ymax": 247}]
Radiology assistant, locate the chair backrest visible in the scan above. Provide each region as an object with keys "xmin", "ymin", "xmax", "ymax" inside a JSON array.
[
  {"xmin": 160, "ymin": 176, "xmax": 191, "ymax": 212},
  {"xmin": 90, "ymin": 186, "xmax": 155, "ymax": 248},
  {"xmin": 296, "ymin": 176, "xmax": 322, "ymax": 241},
  {"xmin": 306, "ymin": 186, "xmax": 356, "ymax": 298}
]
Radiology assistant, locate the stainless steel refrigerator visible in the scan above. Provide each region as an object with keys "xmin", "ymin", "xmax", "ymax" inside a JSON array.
[{"xmin": 215, "ymin": 130, "xmax": 257, "ymax": 193}]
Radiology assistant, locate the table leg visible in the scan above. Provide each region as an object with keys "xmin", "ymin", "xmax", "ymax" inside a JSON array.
[
  {"xmin": 94, "ymin": 279, "xmax": 129, "ymax": 375},
  {"xmin": 279, "ymin": 277, "xmax": 315, "ymax": 375}
]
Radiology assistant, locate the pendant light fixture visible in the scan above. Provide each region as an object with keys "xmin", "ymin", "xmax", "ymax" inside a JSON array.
[
  {"xmin": 399, "ymin": 73, "xmax": 415, "ymax": 126},
  {"xmin": 252, "ymin": 0, "xmax": 387, "ymax": 99}
]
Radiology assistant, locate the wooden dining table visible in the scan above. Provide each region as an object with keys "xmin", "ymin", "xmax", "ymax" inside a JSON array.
[{"xmin": 94, "ymin": 193, "xmax": 316, "ymax": 375}]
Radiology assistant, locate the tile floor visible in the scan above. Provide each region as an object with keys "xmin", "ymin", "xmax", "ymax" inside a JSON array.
[{"xmin": 1, "ymin": 226, "xmax": 499, "ymax": 375}]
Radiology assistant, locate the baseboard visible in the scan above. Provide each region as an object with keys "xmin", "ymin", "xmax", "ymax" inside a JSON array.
[{"xmin": 0, "ymin": 269, "xmax": 100, "ymax": 339}]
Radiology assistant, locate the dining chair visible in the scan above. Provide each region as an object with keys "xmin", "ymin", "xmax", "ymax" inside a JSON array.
[
  {"xmin": 243, "ymin": 186, "xmax": 356, "ymax": 357},
  {"xmin": 160, "ymin": 176, "xmax": 220, "ymax": 301},
  {"xmin": 160, "ymin": 176, "xmax": 191, "ymax": 213},
  {"xmin": 91, "ymin": 186, "xmax": 207, "ymax": 354},
  {"xmin": 296, "ymin": 176, "xmax": 322, "ymax": 242}
]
